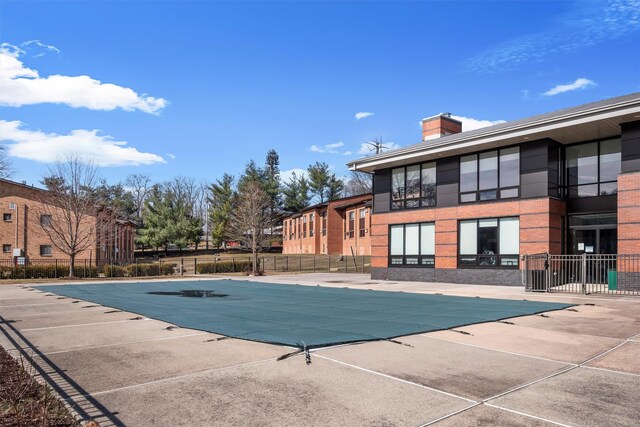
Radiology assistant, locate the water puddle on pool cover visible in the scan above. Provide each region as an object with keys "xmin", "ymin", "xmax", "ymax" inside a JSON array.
[{"xmin": 147, "ymin": 290, "xmax": 228, "ymax": 298}]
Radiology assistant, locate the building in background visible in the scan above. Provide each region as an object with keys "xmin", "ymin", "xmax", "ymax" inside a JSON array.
[
  {"xmin": 282, "ymin": 194, "xmax": 372, "ymax": 256},
  {"xmin": 348, "ymin": 92, "xmax": 640, "ymax": 285},
  {"xmin": 0, "ymin": 178, "xmax": 135, "ymax": 265}
]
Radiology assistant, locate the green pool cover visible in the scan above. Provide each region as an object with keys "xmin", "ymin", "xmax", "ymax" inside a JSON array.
[{"xmin": 35, "ymin": 280, "xmax": 573, "ymax": 349}]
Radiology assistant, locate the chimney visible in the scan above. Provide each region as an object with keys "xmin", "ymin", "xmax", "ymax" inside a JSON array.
[{"xmin": 421, "ymin": 113, "xmax": 462, "ymax": 142}]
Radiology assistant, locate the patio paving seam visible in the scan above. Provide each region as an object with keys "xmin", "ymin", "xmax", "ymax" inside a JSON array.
[
  {"xmin": 40, "ymin": 332, "xmax": 210, "ymax": 355},
  {"xmin": 78, "ymin": 355, "xmax": 279, "ymax": 398},
  {"xmin": 581, "ymin": 365, "xmax": 640, "ymax": 378},
  {"xmin": 414, "ymin": 333, "xmax": 578, "ymax": 366},
  {"xmin": 20, "ymin": 318, "xmax": 146, "ymax": 331},
  {"xmin": 483, "ymin": 403, "xmax": 572, "ymax": 427},
  {"xmin": 313, "ymin": 353, "xmax": 477, "ymax": 404}
]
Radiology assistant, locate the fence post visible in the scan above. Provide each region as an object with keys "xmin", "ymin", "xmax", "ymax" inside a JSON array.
[
  {"xmin": 299, "ymin": 255, "xmax": 302, "ymax": 272},
  {"xmin": 344, "ymin": 256, "xmax": 347, "ymax": 273},
  {"xmin": 313, "ymin": 255, "xmax": 316, "ymax": 273},
  {"xmin": 84, "ymin": 259, "xmax": 87, "ymax": 279},
  {"xmin": 180, "ymin": 258, "xmax": 184, "ymax": 276},
  {"xmin": 581, "ymin": 253, "xmax": 587, "ymax": 294},
  {"xmin": 214, "ymin": 257, "xmax": 217, "ymax": 274},
  {"xmin": 159, "ymin": 258, "xmax": 162, "ymax": 276},
  {"xmin": 274, "ymin": 256, "xmax": 277, "ymax": 272},
  {"xmin": 194, "ymin": 258, "xmax": 197, "ymax": 275},
  {"xmin": 232, "ymin": 257, "xmax": 235, "ymax": 272},
  {"xmin": 55, "ymin": 259, "xmax": 58, "ymax": 279},
  {"xmin": 286, "ymin": 256, "xmax": 288, "ymax": 271},
  {"xmin": 328, "ymin": 255, "xmax": 330, "ymax": 272},
  {"xmin": 362, "ymin": 255, "xmax": 364, "ymax": 274}
]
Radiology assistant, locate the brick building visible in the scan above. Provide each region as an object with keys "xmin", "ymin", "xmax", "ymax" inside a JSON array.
[
  {"xmin": 282, "ymin": 194, "xmax": 372, "ymax": 256},
  {"xmin": 348, "ymin": 93, "xmax": 640, "ymax": 285},
  {"xmin": 0, "ymin": 178, "xmax": 135, "ymax": 265}
]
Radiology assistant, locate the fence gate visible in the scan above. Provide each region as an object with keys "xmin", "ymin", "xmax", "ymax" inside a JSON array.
[{"xmin": 523, "ymin": 253, "xmax": 640, "ymax": 296}]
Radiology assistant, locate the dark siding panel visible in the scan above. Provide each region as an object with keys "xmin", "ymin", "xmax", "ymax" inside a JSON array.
[
  {"xmin": 373, "ymin": 169, "xmax": 391, "ymax": 213},
  {"xmin": 621, "ymin": 121, "xmax": 640, "ymax": 173},
  {"xmin": 567, "ymin": 195, "xmax": 617, "ymax": 214},
  {"xmin": 437, "ymin": 158, "xmax": 459, "ymax": 207},
  {"xmin": 520, "ymin": 139, "xmax": 552, "ymax": 198}
]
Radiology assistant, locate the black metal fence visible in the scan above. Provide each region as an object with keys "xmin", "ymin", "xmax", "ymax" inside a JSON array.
[
  {"xmin": 0, "ymin": 255, "xmax": 370, "ymax": 280},
  {"xmin": 523, "ymin": 253, "xmax": 640, "ymax": 295}
]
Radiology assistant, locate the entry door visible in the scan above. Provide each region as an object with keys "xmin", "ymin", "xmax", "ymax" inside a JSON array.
[{"xmin": 570, "ymin": 228, "xmax": 617, "ymax": 255}]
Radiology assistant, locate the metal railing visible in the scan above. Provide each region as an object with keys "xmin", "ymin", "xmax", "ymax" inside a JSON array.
[
  {"xmin": 523, "ymin": 253, "xmax": 640, "ymax": 295},
  {"xmin": 0, "ymin": 255, "xmax": 371, "ymax": 280}
]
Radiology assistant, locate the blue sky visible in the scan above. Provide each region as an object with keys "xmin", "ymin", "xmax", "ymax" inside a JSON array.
[{"xmin": 1, "ymin": 0, "xmax": 639, "ymax": 187}]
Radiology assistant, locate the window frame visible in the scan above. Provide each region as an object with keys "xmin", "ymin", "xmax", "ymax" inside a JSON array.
[
  {"xmin": 564, "ymin": 137, "xmax": 621, "ymax": 198},
  {"xmin": 459, "ymin": 146, "xmax": 520, "ymax": 204},
  {"xmin": 388, "ymin": 222, "xmax": 435, "ymax": 268},
  {"xmin": 457, "ymin": 217, "xmax": 520, "ymax": 269},
  {"xmin": 3, "ymin": 213, "xmax": 12, "ymax": 222},
  {"xmin": 40, "ymin": 245, "xmax": 53, "ymax": 257},
  {"xmin": 390, "ymin": 162, "xmax": 437, "ymax": 211},
  {"xmin": 2, "ymin": 244, "xmax": 11, "ymax": 253}
]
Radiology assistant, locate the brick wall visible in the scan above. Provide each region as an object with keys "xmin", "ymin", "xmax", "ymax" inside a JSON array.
[
  {"xmin": 617, "ymin": 171, "xmax": 640, "ymax": 254},
  {"xmin": 0, "ymin": 180, "xmax": 135, "ymax": 263},
  {"xmin": 371, "ymin": 196, "xmax": 566, "ymax": 269}
]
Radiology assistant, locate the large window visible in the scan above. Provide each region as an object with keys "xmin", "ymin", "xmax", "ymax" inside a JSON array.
[
  {"xmin": 389, "ymin": 222, "xmax": 435, "ymax": 267},
  {"xmin": 460, "ymin": 147, "xmax": 520, "ymax": 203},
  {"xmin": 359, "ymin": 209, "xmax": 366, "ymax": 237},
  {"xmin": 566, "ymin": 139, "xmax": 620, "ymax": 197},
  {"xmin": 40, "ymin": 245, "xmax": 52, "ymax": 257},
  {"xmin": 458, "ymin": 217, "xmax": 519, "ymax": 268},
  {"xmin": 391, "ymin": 162, "xmax": 436, "ymax": 210}
]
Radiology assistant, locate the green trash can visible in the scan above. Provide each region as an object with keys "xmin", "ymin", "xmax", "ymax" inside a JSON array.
[{"xmin": 607, "ymin": 270, "xmax": 617, "ymax": 291}]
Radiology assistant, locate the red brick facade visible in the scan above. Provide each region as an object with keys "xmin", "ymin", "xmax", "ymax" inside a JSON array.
[
  {"xmin": 371, "ymin": 197, "xmax": 565, "ymax": 269},
  {"xmin": 617, "ymin": 171, "xmax": 640, "ymax": 254},
  {"xmin": 282, "ymin": 194, "xmax": 372, "ymax": 255},
  {"xmin": 0, "ymin": 179, "xmax": 135, "ymax": 264}
]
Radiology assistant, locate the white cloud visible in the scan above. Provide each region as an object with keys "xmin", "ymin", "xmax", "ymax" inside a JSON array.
[
  {"xmin": 280, "ymin": 168, "xmax": 307, "ymax": 183},
  {"xmin": 450, "ymin": 115, "xmax": 506, "ymax": 131},
  {"xmin": 22, "ymin": 40, "xmax": 61, "ymax": 57},
  {"xmin": 166, "ymin": 153, "xmax": 176, "ymax": 159},
  {"xmin": 308, "ymin": 141, "xmax": 350, "ymax": 155},
  {"xmin": 0, "ymin": 120, "xmax": 165, "ymax": 167},
  {"xmin": 355, "ymin": 112, "xmax": 374, "ymax": 120},
  {"xmin": 465, "ymin": 1, "xmax": 640, "ymax": 74},
  {"xmin": 0, "ymin": 44, "xmax": 167, "ymax": 114},
  {"xmin": 543, "ymin": 78, "xmax": 596, "ymax": 96},
  {"xmin": 358, "ymin": 141, "xmax": 401, "ymax": 155}
]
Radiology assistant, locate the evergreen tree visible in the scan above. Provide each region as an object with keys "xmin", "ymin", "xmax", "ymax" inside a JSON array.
[
  {"xmin": 307, "ymin": 161, "xmax": 344, "ymax": 203},
  {"xmin": 207, "ymin": 174, "xmax": 235, "ymax": 248},
  {"xmin": 138, "ymin": 185, "xmax": 203, "ymax": 253},
  {"xmin": 282, "ymin": 172, "xmax": 311, "ymax": 212},
  {"xmin": 237, "ymin": 160, "xmax": 265, "ymax": 192},
  {"xmin": 264, "ymin": 149, "xmax": 281, "ymax": 213}
]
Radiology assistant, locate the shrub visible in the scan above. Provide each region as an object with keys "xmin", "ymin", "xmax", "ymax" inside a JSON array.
[
  {"xmin": 0, "ymin": 264, "xmax": 98, "ymax": 279},
  {"xmin": 196, "ymin": 259, "xmax": 252, "ymax": 274},
  {"xmin": 125, "ymin": 262, "xmax": 175, "ymax": 277},
  {"xmin": 102, "ymin": 264, "xmax": 126, "ymax": 277}
]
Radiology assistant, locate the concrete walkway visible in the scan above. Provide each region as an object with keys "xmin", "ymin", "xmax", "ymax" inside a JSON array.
[{"xmin": 1, "ymin": 274, "xmax": 639, "ymax": 426}]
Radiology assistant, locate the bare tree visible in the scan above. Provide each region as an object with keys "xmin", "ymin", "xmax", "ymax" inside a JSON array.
[
  {"xmin": 35, "ymin": 158, "xmax": 106, "ymax": 277},
  {"xmin": 125, "ymin": 173, "xmax": 152, "ymax": 220},
  {"xmin": 228, "ymin": 181, "xmax": 276, "ymax": 275},
  {"xmin": 343, "ymin": 170, "xmax": 372, "ymax": 197},
  {"xmin": 0, "ymin": 146, "xmax": 14, "ymax": 179}
]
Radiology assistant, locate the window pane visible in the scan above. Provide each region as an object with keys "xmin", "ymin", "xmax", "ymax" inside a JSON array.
[
  {"xmin": 500, "ymin": 188, "xmax": 519, "ymax": 198},
  {"xmin": 390, "ymin": 225, "xmax": 404, "ymax": 255},
  {"xmin": 479, "ymin": 151, "xmax": 498, "ymax": 190},
  {"xmin": 500, "ymin": 147, "xmax": 520, "ymax": 188},
  {"xmin": 406, "ymin": 199, "xmax": 420, "ymax": 208},
  {"xmin": 421, "ymin": 162, "xmax": 436, "ymax": 200},
  {"xmin": 460, "ymin": 193, "xmax": 476, "ymax": 203},
  {"xmin": 406, "ymin": 165, "xmax": 420, "ymax": 199},
  {"xmin": 420, "ymin": 223, "xmax": 435, "ymax": 255},
  {"xmin": 566, "ymin": 142, "xmax": 597, "ymax": 186},
  {"xmin": 459, "ymin": 220, "xmax": 477, "ymax": 255},
  {"xmin": 599, "ymin": 139, "xmax": 621, "ymax": 183},
  {"xmin": 569, "ymin": 184, "xmax": 598, "ymax": 198},
  {"xmin": 499, "ymin": 217, "xmax": 519, "ymax": 254},
  {"xmin": 480, "ymin": 190, "xmax": 497, "ymax": 200},
  {"xmin": 392, "ymin": 168, "xmax": 405, "ymax": 201},
  {"xmin": 600, "ymin": 182, "xmax": 617, "ymax": 196},
  {"xmin": 460, "ymin": 155, "xmax": 477, "ymax": 192},
  {"xmin": 405, "ymin": 224, "xmax": 419, "ymax": 255},
  {"xmin": 478, "ymin": 220, "xmax": 498, "ymax": 255}
]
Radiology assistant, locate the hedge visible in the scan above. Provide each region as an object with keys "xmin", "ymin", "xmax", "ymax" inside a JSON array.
[
  {"xmin": 125, "ymin": 262, "xmax": 175, "ymax": 277},
  {"xmin": 196, "ymin": 259, "xmax": 253, "ymax": 274},
  {"xmin": 102, "ymin": 264, "xmax": 127, "ymax": 278},
  {"xmin": 0, "ymin": 265, "xmax": 99, "ymax": 279}
]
